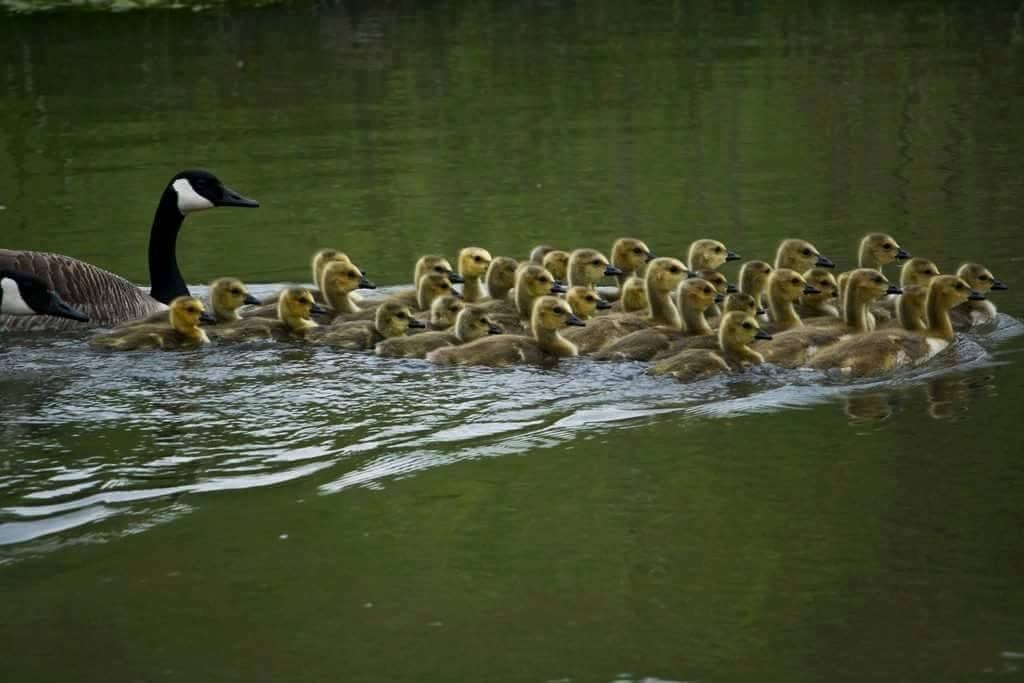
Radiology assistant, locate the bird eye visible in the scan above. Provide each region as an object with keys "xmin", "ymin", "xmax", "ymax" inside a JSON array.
[
  {"xmin": 632, "ymin": 247, "xmax": 643, "ymax": 254},
  {"xmin": 802, "ymin": 248, "xmax": 812, "ymax": 256},
  {"xmin": 955, "ymin": 283, "xmax": 965, "ymax": 290},
  {"xmin": 925, "ymin": 269, "xmax": 935, "ymax": 276},
  {"xmin": 231, "ymin": 288, "xmax": 241, "ymax": 295},
  {"xmin": 474, "ymin": 255, "xmax": 483, "ymax": 262},
  {"xmin": 540, "ymin": 277, "xmax": 550, "ymax": 284},
  {"xmin": 979, "ymin": 274, "xmax": 990, "ymax": 281},
  {"xmin": 442, "ymin": 283, "xmax": 451, "ymax": 289},
  {"xmin": 669, "ymin": 266, "xmax": 681, "ymax": 274},
  {"xmin": 874, "ymin": 277, "xmax": 884, "ymax": 284},
  {"xmin": 704, "ymin": 288, "xmax": 712, "ymax": 294},
  {"xmin": 742, "ymin": 322, "xmax": 753, "ymax": 329},
  {"xmin": 883, "ymin": 243, "xmax": 893, "ymax": 250},
  {"xmin": 715, "ymin": 246, "xmax": 723, "ymax": 253},
  {"xmin": 591, "ymin": 260, "xmax": 601, "ymax": 266},
  {"xmin": 397, "ymin": 312, "xmax": 408, "ymax": 319},
  {"xmin": 554, "ymin": 308, "xmax": 566, "ymax": 315},
  {"xmin": 791, "ymin": 278, "xmax": 799, "ymax": 285},
  {"xmin": 434, "ymin": 266, "xmax": 445, "ymax": 274}
]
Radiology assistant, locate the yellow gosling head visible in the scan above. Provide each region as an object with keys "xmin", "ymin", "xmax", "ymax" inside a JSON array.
[
  {"xmin": 769, "ymin": 268, "xmax": 813, "ymax": 303},
  {"xmin": 458, "ymin": 247, "xmax": 493, "ymax": 279},
  {"xmin": 645, "ymin": 257, "xmax": 688, "ymax": 294},
  {"xmin": 929, "ymin": 274, "xmax": 984, "ymax": 309},
  {"xmin": 611, "ymin": 237, "xmax": 655, "ymax": 275},
  {"xmin": 485, "ymin": 256, "xmax": 519, "ymax": 298},
  {"xmin": 566, "ymin": 285, "xmax": 611, "ymax": 320},
  {"xmin": 529, "ymin": 245, "xmax": 557, "ymax": 264},
  {"xmin": 568, "ymin": 248, "xmax": 620, "ymax": 287},
  {"xmin": 619, "ymin": 275, "xmax": 648, "ymax": 312},
  {"xmin": 846, "ymin": 268, "xmax": 900, "ymax": 303},
  {"xmin": 719, "ymin": 310, "xmax": 772, "ymax": 349},
  {"xmin": 209, "ymin": 277, "xmax": 258, "ymax": 320},
  {"xmin": 518, "ymin": 264, "xmax": 563, "ymax": 298},
  {"xmin": 739, "ymin": 260, "xmax": 773, "ymax": 296},
  {"xmin": 723, "ymin": 292, "xmax": 761, "ymax": 316},
  {"xmin": 531, "ymin": 295, "xmax": 586, "ymax": 332},
  {"xmin": 415, "ymin": 255, "xmax": 462, "ymax": 285},
  {"xmin": 322, "ymin": 261, "xmax": 374, "ymax": 297},
  {"xmin": 168, "ymin": 296, "xmax": 211, "ymax": 336},
  {"xmin": 278, "ymin": 287, "xmax": 323, "ymax": 329},
  {"xmin": 859, "ymin": 233, "xmax": 911, "ymax": 268},
  {"xmin": 677, "ymin": 278, "xmax": 720, "ymax": 312},
  {"xmin": 429, "ymin": 294, "xmax": 465, "ymax": 330},
  {"xmin": 417, "ymin": 272, "xmax": 460, "ymax": 309},
  {"xmin": 688, "ymin": 239, "xmax": 739, "ymax": 271},
  {"xmin": 956, "ymin": 262, "xmax": 1007, "ymax": 293},
  {"xmin": 692, "ymin": 269, "xmax": 731, "ymax": 294},
  {"xmin": 455, "ymin": 305, "xmax": 502, "ymax": 342},
  {"xmin": 312, "ymin": 249, "xmax": 352, "ymax": 284},
  {"xmin": 900, "ymin": 257, "xmax": 940, "ymax": 288},
  {"xmin": 775, "ymin": 239, "xmax": 834, "ymax": 271},
  {"xmin": 801, "ymin": 267, "xmax": 839, "ymax": 302},
  {"xmin": 542, "ymin": 250, "xmax": 571, "ymax": 283},
  {"xmin": 375, "ymin": 302, "xmax": 425, "ymax": 338}
]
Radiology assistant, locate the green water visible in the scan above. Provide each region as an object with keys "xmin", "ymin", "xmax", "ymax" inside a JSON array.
[{"xmin": 3, "ymin": 1, "xmax": 1024, "ymax": 681}]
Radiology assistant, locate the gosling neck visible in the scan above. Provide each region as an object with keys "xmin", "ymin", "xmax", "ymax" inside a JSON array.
[
  {"xmin": 925, "ymin": 292, "xmax": 955, "ymax": 341},
  {"xmin": 768, "ymin": 288, "xmax": 802, "ymax": 331},
  {"xmin": 461, "ymin": 275, "xmax": 485, "ymax": 303},
  {"xmin": 515, "ymin": 286, "xmax": 543, "ymax": 319},
  {"xmin": 802, "ymin": 295, "xmax": 837, "ymax": 318},
  {"xmin": 680, "ymin": 298, "xmax": 712, "ymax": 335},
  {"xmin": 325, "ymin": 287, "xmax": 361, "ymax": 314},
  {"xmin": 897, "ymin": 288, "xmax": 927, "ymax": 332},
  {"xmin": 213, "ymin": 300, "xmax": 241, "ymax": 322},
  {"xmin": 719, "ymin": 333, "xmax": 764, "ymax": 366},
  {"xmin": 842, "ymin": 286, "xmax": 876, "ymax": 333},
  {"xmin": 534, "ymin": 325, "xmax": 578, "ymax": 357},
  {"xmin": 857, "ymin": 241, "xmax": 881, "ymax": 271}
]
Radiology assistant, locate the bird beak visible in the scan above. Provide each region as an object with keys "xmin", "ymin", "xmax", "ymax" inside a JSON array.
[
  {"xmin": 644, "ymin": 251, "xmax": 656, "ymax": 262},
  {"xmin": 310, "ymin": 303, "xmax": 329, "ymax": 315},
  {"xmin": 199, "ymin": 311, "xmax": 218, "ymax": 324},
  {"xmin": 46, "ymin": 295, "xmax": 88, "ymax": 322},
  {"xmin": 447, "ymin": 273, "xmax": 465, "ymax": 284},
  {"xmin": 803, "ymin": 284, "xmax": 821, "ymax": 295},
  {"xmin": 359, "ymin": 276, "xmax": 376, "ymax": 289},
  {"xmin": 725, "ymin": 283, "xmax": 738, "ymax": 294},
  {"xmin": 714, "ymin": 293, "xmax": 725, "ymax": 304},
  {"xmin": 725, "ymin": 251, "xmax": 741, "ymax": 262},
  {"xmin": 885, "ymin": 284, "xmax": 903, "ymax": 295},
  {"xmin": 450, "ymin": 289, "xmax": 464, "ymax": 300},
  {"xmin": 213, "ymin": 185, "xmax": 259, "ymax": 208},
  {"xmin": 968, "ymin": 290, "xmax": 987, "ymax": 301},
  {"xmin": 756, "ymin": 307, "xmax": 767, "ymax": 315},
  {"xmin": 243, "ymin": 293, "xmax": 261, "ymax": 306},
  {"xmin": 896, "ymin": 247, "xmax": 911, "ymax": 260},
  {"xmin": 754, "ymin": 329, "xmax": 773, "ymax": 340},
  {"xmin": 566, "ymin": 313, "xmax": 586, "ymax": 327},
  {"xmin": 815, "ymin": 255, "xmax": 835, "ymax": 268},
  {"xmin": 991, "ymin": 279, "xmax": 1008, "ymax": 291},
  {"xmin": 487, "ymin": 323, "xmax": 503, "ymax": 335},
  {"xmin": 408, "ymin": 318, "xmax": 427, "ymax": 329},
  {"xmin": 550, "ymin": 282, "xmax": 568, "ymax": 294},
  {"xmin": 596, "ymin": 298, "xmax": 612, "ymax": 310},
  {"xmin": 604, "ymin": 265, "xmax": 623, "ymax": 277},
  {"xmin": 686, "ymin": 270, "xmax": 700, "ymax": 279}
]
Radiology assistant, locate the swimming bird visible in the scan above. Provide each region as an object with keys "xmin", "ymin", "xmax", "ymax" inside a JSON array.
[
  {"xmin": 687, "ymin": 239, "xmax": 740, "ymax": 272},
  {"xmin": 313, "ymin": 302, "xmax": 425, "ymax": 350},
  {"xmin": 89, "ymin": 296, "xmax": 215, "ymax": 351},
  {"xmin": 458, "ymin": 247, "xmax": 494, "ymax": 302},
  {"xmin": 484, "ymin": 257, "xmax": 519, "ymax": 301},
  {"xmin": 773, "ymin": 239, "xmax": 834, "ymax": 272},
  {"xmin": 763, "ymin": 269, "xmax": 818, "ymax": 334},
  {"xmin": 542, "ymin": 250, "xmax": 570, "ymax": 284},
  {"xmin": 836, "ymin": 233, "xmax": 911, "ymax": 310},
  {"xmin": 479, "ymin": 264, "xmax": 565, "ymax": 334},
  {"xmin": 375, "ymin": 305, "xmax": 501, "ymax": 358},
  {"xmin": 528, "ymin": 245, "xmax": 557, "ymax": 265},
  {"xmin": 427, "ymin": 296, "xmax": 584, "ymax": 367},
  {"xmin": 567, "ymin": 248, "xmax": 622, "ymax": 288},
  {"xmin": 566, "ymin": 286, "xmax": 612, "ymax": 321},
  {"xmin": 609, "ymin": 275, "xmax": 647, "ymax": 313},
  {"xmin": 610, "ymin": 237, "xmax": 655, "ymax": 285},
  {"xmin": 0, "ymin": 270, "xmax": 89, "ymax": 323},
  {"xmin": 950, "ymin": 262, "xmax": 1007, "ymax": 329},
  {"xmin": 209, "ymin": 287, "xmax": 326, "ymax": 342},
  {"xmin": 795, "ymin": 267, "xmax": 840, "ymax": 320},
  {"xmin": 422, "ymin": 294, "xmax": 465, "ymax": 331},
  {"xmin": 1, "ymin": 169, "xmax": 257, "ymax": 331},
  {"xmin": 647, "ymin": 311, "xmax": 771, "ymax": 382}
]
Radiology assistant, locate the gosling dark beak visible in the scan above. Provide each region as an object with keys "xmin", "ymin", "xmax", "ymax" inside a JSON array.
[
  {"xmin": 199, "ymin": 311, "xmax": 218, "ymax": 324},
  {"xmin": 885, "ymin": 284, "xmax": 903, "ymax": 295},
  {"xmin": 46, "ymin": 294, "xmax": 89, "ymax": 322},
  {"xmin": 358, "ymin": 276, "xmax": 376, "ymax": 290},
  {"xmin": 754, "ymin": 329, "xmax": 773, "ymax": 340},
  {"xmin": 725, "ymin": 283, "xmax": 738, "ymax": 294},
  {"xmin": 214, "ymin": 185, "xmax": 259, "ymax": 208},
  {"xmin": 895, "ymin": 247, "xmax": 911, "ymax": 260},
  {"xmin": 243, "ymin": 293, "xmax": 261, "ymax": 306},
  {"xmin": 487, "ymin": 322, "xmax": 503, "ymax": 335},
  {"xmin": 686, "ymin": 271, "xmax": 700, "ymax": 279},
  {"xmin": 566, "ymin": 313, "xmax": 586, "ymax": 327},
  {"xmin": 803, "ymin": 284, "xmax": 821, "ymax": 295},
  {"xmin": 310, "ymin": 303, "xmax": 329, "ymax": 315},
  {"xmin": 968, "ymin": 290, "xmax": 987, "ymax": 301},
  {"xmin": 991, "ymin": 279, "xmax": 1008, "ymax": 291},
  {"xmin": 815, "ymin": 255, "xmax": 835, "ymax": 268},
  {"xmin": 554, "ymin": 279, "xmax": 567, "ymax": 288},
  {"xmin": 450, "ymin": 289, "xmax": 464, "ymax": 300},
  {"xmin": 756, "ymin": 307, "xmax": 767, "ymax": 315},
  {"xmin": 550, "ymin": 282, "xmax": 568, "ymax": 294},
  {"xmin": 408, "ymin": 318, "xmax": 427, "ymax": 329},
  {"xmin": 596, "ymin": 298, "xmax": 612, "ymax": 310},
  {"xmin": 714, "ymin": 293, "xmax": 725, "ymax": 304},
  {"xmin": 725, "ymin": 251, "xmax": 741, "ymax": 262},
  {"xmin": 604, "ymin": 265, "xmax": 623, "ymax": 277},
  {"xmin": 447, "ymin": 273, "xmax": 465, "ymax": 284},
  {"xmin": 644, "ymin": 251, "xmax": 656, "ymax": 263}
]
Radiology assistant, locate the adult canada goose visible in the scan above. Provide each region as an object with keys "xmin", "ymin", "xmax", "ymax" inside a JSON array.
[
  {"xmin": 0, "ymin": 270, "xmax": 89, "ymax": 323},
  {"xmin": 89, "ymin": 296, "xmax": 215, "ymax": 351},
  {"xmin": 1, "ymin": 169, "xmax": 258, "ymax": 332}
]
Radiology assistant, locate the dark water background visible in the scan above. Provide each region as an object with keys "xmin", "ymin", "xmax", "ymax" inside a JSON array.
[{"xmin": 2, "ymin": 1, "xmax": 1024, "ymax": 681}]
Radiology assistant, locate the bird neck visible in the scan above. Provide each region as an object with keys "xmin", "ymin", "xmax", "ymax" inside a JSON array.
[
  {"xmin": 680, "ymin": 298, "xmax": 712, "ymax": 335},
  {"xmin": 326, "ymin": 287, "xmax": 360, "ymax": 314},
  {"xmin": 768, "ymin": 288, "xmax": 801, "ymax": 331},
  {"xmin": 925, "ymin": 292, "xmax": 955, "ymax": 341},
  {"xmin": 148, "ymin": 189, "xmax": 188, "ymax": 304},
  {"xmin": 212, "ymin": 300, "xmax": 240, "ymax": 322},
  {"xmin": 461, "ymin": 274, "xmax": 484, "ymax": 302},
  {"xmin": 534, "ymin": 325, "xmax": 578, "ymax": 357},
  {"xmin": 842, "ymin": 287, "xmax": 875, "ymax": 332}
]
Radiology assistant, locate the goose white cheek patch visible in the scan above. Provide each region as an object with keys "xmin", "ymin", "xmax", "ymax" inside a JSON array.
[
  {"xmin": 1, "ymin": 277, "xmax": 35, "ymax": 315},
  {"xmin": 173, "ymin": 178, "xmax": 215, "ymax": 213}
]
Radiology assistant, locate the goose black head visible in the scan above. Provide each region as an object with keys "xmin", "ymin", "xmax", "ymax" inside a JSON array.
[
  {"xmin": 0, "ymin": 270, "xmax": 88, "ymax": 322},
  {"xmin": 170, "ymin": 169, "xmax": 259, "ymax": 214}
]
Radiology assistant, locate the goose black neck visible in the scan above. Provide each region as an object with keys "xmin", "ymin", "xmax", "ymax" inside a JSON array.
[{"xmin": 148, "ymin": 188, "xmax": 188, "ymax": 304}]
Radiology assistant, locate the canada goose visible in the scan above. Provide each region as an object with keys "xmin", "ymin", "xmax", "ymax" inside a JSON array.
[
  {"xmin": 567, "ymin": 248, "xmax": 622, "ymax": 288},
  {"xmin": 950, "ymin": 262, "xmax": 1007, "ymax": 329},
  {"xmin": 774, "ymin": 239, "xmax": 834, "ymax": 272},
  {"xmin": 427, "ymin": 296, "xmax": 584, "ymax": 367},
  {"xmin": 690, "ymin": 268, "xmax": 734, "ymax": 323},
  {"xmin": 254, "ymin": 248, "xmax": 354, "ymax": 306},
  {"xmin": 245, "ymin": 261, "xmax": 374, "ymax": 320},
  {"xmin": 610, "ymin": 238, "xmax": 655, "ymax": 285},
  {"xmin": 609, "ymin": 275, "xmax": 647, "ymax": 313},
  {"xmin": 566, "ymin": 286, "xmax": 612, "ymax": 320},
  {"xmin": 760, "ymin": 269, "xmax": 900, "ymax": 368},
  {"xmin": 0, "ymin": 169, "xmax": 257, "ymax": 331},
  {"xmin": 857, "ymin": 233, "xmax": 911, "ymax": 270},
  {"xmin": 458, "ymin": 247, "xmax": 493, "ymax": 302},
  {"xmin": 796, "ymin": 268, "xmax": 840, "ymax": 319},
  {"xmin": 647, "ymin": 312, "xmax": 771, "ymax": 382},
  {"xmin": 313, "ymin": 301, "xmax": 424, "ymax": 350},
  {"xmin": 89, "ymin": 296, "xmax": 215, "ymax": 350},
  {"xmin": 210, "ymin": 287, "xmax": 327, "ymax": 342},
  {"xmin": 385, "ymin": 256, "xmax": 464, "ymax": 309},
  {"xmin": 424, "ymin": 294, "xmax": 465, "ymax": 331},
  {"xmin": 808, "ymin": 275, "xmax": 982, "ymax": 376},
  {"xmin": 647, "ymin": 292, "xmax": 760, "ymax": 361},
  {"xmin": 764, "ymin": 269, "xmax": 818, "ymax": 333},
  {"xmin": 484, "ymin": 257, "xmax": 519, "ymax": 301},
  {"xmin": 562, "ymin": 257, "xmax": 688, "ymax": 353},
  {"xmin": 375, "ymin": 305, "xmax": 501, "ymax": 358},
  {"xmin": 0, "ymin": 270, "xmax": 89, "ymax": 323},
  {"xmin": 208, "ymin": 277, "xmax": 261, "ymax": 322},
  {"xmin": 542, "ymin": 250, "xmax": 570, "ymax": 284},
  {"xmin": 738, "ymin": 260, "xmax": 773, "ymax": 303},
  {"xmin": 872, "ymin": 257, "xmax": 941, "ymax": 331},
  {"xmin": 592, "ymin": 277, "xmax": 719, "ymax": 361},
  {"xmin": 528, "ymin": 245, "xmax": 557, "ymax": 265},
  {"xmin": 688, "ymin": 239, "xmax": 740, "ymax": 272},
  {"xmin": 480, "ymin": 264, "xmax": 564, "ymax": 334},
  {"xmin": 334, "ymin": 271, "xmax": 459, "ymax": 323}
]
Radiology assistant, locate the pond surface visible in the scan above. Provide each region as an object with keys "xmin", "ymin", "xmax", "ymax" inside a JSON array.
[{"xmin": 3, "ymin": 1, "xmax": 1024, "ymax": 681}]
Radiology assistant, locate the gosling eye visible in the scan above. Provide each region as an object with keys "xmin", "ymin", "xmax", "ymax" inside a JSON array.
[
  {"xmin": 802, "ymin": 248, "xmax": 812, "ymax": 256},
  {"xmin": 632, "ymin": 247, "xmax": 643, "ymax": 255},
  {"xmin": 742, "ymin": 322, "xmax": 753, "ymax": 329},
  {"xmin": 790, "ymin": 278, "xmax": 799, "ymax": 285},
  {"xmin": 704, "ymin": 288, "xmax": 712, "ymax": 295},
  {"xmin": 715, "ymin": 246, "xmax": 723, "ymax": 253},
  {"xmin": 925, "ymin": 269, "xmax": 935, "ymax": 276},
  {"xmin": 553, "ymin": 307, "xmax": 567, "ymax": 315},
  {"xmin": 979, "ymin": 274, "xmax": 990, "ymax": 281},
  {"xmin": 434, "ymin": 266, "xmax": 445, "ymax": 274},
  {"xmin": 539, "ymin": 276, "xmax": 550, "ymax": 284},
  {"xmin": 231, "ymin": 288, "xmax": 242, "ymax": 295},
  {"xmin": 883, "ymin": 243, "xmax": 893, "ymax": 250},
  {"xmin": 955, "ymin": 283, "xmax": 965, "ymax": 290},
  {"xmin": 473, "ymin": 255, "xmax": 483, "ymax": 262},
  {"xmin": 591, "ymin": 259, "xmax": 601, "ymax": 266},
  {"xmin": 397, "ymin": 312, "xmax": 408, "ymax": 319},
  {"xmin": 874, "ymin": 277, "xmax": 884, "ymax": 284},
  {"xmin": 669, "ymin": 266, "xmax": 681, "ymax": 274}
]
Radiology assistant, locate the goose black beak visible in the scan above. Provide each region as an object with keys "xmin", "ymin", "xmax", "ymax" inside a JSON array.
[
  {"xmin": 885, "ymin": 284, "xmax": 903, "ymax": 295},
  {"xmin": 725, "ymin": 283, "xmax": 738, "ymax": 294},
  {"xmin": 803, "ymin": 284, "xmax": 821, "ymax": 295},
  {"xmin": 815, "ymin": 255, "xmax": 835, "ymax": 268},
  {"xmin": 408, "ymin": 318, "xmax": 427, "ymax": 329},
  {"xmin": 714, "ymin": 293, "xmax": 725, "ymax": 304},
  {"xmin": 596, "ymin": 298, "xmax": 612, "ymax": 310},
  {"xmin": 310, "ymin": 303, "xmax": 329, "ymax": 315},
  {"xmin": 243, "ymin": 293, "xmax": 261, "ymax": 306},
  {"xmin": 896, "ymin": 247, "xmax": 911, "ymax": 260},
  {"xmin": 447, "ymin": 273, "xmax": 465, "ymax": 284},
  {"xmin": 566, "ymin": 313, "xmax": 586, "ymax": 327},
  {"xmin": 604, "ymin": 265, "xmax": 623, "ymax": 277},
  {"xmin": 550, "ymin": 282, "xmax": 568, "ymax": 294},
  {"xmin": 359, "ymin": 276, "xmax": 376, "ymax": 290},
  {"xmin": 991, "ymin": 279, "xmax": 1008, "ymax": 291},
  {"xmin": 756, "ymin": 307, "xmax": 767, "ymax": 315},
  {"xmin": 199, "ymin": 311, "xmax": 218, "ymax": 324},
  {"xmin": 487, "ymin": 322, "xmax": 503, "ymax": 335},
  {"xmin": 754, "ymin": 329, "xmax": 773, "ymax": 340},
  {"xmin": 644, "ymin": 251, "xmax": 656, "ymax": 262},
  {"xmin": 214, "ymin": 185, "xmax": 259, "ymax": 208},
  {"xmin": 968, "ymin": 290, "xmax": 987, "ymax": 301},
  {"xmin": 726, "ymin": 251, "xmax": 741, "ymax": 262},
  {"xmin": 46, "ymin": 295, "xmax": 89, "ymax": 322}
]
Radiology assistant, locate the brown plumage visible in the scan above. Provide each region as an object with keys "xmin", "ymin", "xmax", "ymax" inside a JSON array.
[{"xmin": 950, "ymin": 262, "xmax": 1006, "ymax": 330}]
